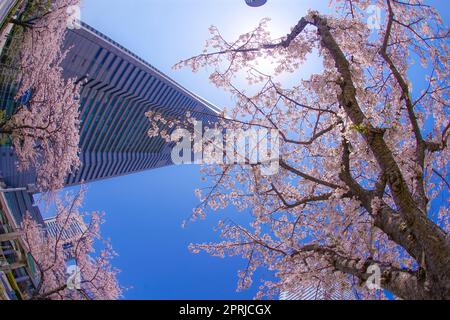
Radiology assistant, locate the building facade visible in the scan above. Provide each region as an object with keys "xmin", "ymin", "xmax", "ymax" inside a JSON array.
[
  {"xmin": 62, "ymin": 22, "xmax": 219, "ymax": 186},
  {"xmin": 44, "ymin": 215, "xmax": 87, "ymax": 252},
  {"xmin": 0, "ymin": 21, "xmax": 219, "ymax": 188},
  {"xmin": 44, "ymin": 216, "xmax": 86, "ymax": 243},
  {"xmin": 280, "ymin": 280, "xmax": 357, "ymax": 300},
  {"xmin": 0, "ymin": 187, "xmax": 39, "ymax": 300}
]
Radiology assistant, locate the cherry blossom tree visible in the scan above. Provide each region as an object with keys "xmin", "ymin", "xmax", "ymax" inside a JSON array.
[
  {"xmin": 0, "ymin": 0, "xmax": 81, "ymax": 191},
  {"xmin": 148, "ymin": 0, "xmax": 449, "ymax": 299},
  {"xmin": 21, "ymin": 189, "xmax": 122, "ymax": 300}
]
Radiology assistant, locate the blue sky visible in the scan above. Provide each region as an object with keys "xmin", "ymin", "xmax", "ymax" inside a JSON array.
[{"xmin": 40, "ymin": 0, "xmax": 448, "ymax": 300}]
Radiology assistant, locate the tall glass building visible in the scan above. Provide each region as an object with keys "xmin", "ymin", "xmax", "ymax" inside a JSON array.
[{"xmin": 0, "ymin": 21, "xmax": 220, "ymax": 188}]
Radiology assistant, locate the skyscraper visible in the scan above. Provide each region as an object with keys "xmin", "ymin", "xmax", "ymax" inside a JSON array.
[
  {"xmin": 0, "ymin": 21, "xmax": 220, "ymax": 188},
  {"xmin": 62, "ymin": 22, "xmax": 220, "ymax": 186},
  {"xmin": 245, "ymin": 0, "xmax": 268, "ymax": 7}
]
